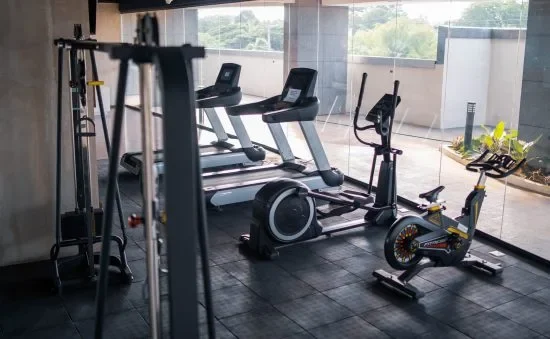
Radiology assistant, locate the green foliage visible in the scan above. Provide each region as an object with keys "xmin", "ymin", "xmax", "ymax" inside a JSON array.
[
  {"xmin": 454, "ymin": 0, "xmax": 528, "ymax": 28},
  {"xmin": 477, "ymin": 121, "xmax": 540, "ymax": 161},
  {"xmin": 198, "ymin": 10, "xmax": 283, "ymax": 51},
  {"xmin": 351, "ymin": 17, "xmax": 437, "ymax": 59},
  {"xmin": 350, "ymin": 5, "xmax": 406, "ymax": 33}
]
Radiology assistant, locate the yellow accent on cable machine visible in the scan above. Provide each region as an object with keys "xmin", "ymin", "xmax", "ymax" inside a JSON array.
[{"xmin": 87, "ymin": 80, "xmax": 104, "ymax": 86}]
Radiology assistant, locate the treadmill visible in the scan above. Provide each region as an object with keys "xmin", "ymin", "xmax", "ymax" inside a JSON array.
[
  {"xmin": 120, "ymin": 63, "xmax": 265, "ymax": 175},
  {"xmin": 202, "ymin": 68, "xmax": 345, "ymax": 207}
]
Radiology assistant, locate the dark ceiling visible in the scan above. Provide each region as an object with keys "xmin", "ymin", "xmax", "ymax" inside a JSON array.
[{"xmin": 98, "ymin": 0, "xmax": 252, "ymax": 13}]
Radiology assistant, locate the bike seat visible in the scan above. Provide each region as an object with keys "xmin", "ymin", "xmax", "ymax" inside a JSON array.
[{"xmin": 419, "ymin": 186, "xmax": 445, "ymax": 203}]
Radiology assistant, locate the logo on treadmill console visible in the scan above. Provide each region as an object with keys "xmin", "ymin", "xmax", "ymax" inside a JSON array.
[{"xmin": 421, "ymin": 238, "xmax": 449, "ymax": 250}]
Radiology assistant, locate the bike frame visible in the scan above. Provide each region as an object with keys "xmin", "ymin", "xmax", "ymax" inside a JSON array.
[{"xmin": 411, "ymin": 170, "xmax": 488, "ymax": 265}]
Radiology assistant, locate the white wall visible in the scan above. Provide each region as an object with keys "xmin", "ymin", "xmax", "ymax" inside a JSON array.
[
  {"xmin": 0, "ymin": 0, "xmax": 89, "ymax": 267},
  {"xmin": 199, "ymin": 49, "xmax": 284, "ymax": 98},
  {"xmin": 441, "ymin": 38, "xmax": 492, "ymax": 129},
  {"xmin": 486, "ymin": 39, "xmax": 526, "ymax": 126},
  {"xmin": 347, "ymin": 59, "xmax": 445, "ymax": 128}
]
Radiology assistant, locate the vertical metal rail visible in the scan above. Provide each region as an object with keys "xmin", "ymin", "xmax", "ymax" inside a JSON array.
[
  {"xmin": 89, "ymin": 50, "xmax": 128, "ymax": 247},
  {"xmin": 140, "ymin": 63, "xmax": 161, "ymax": 339},
  {"xmin": 94, "ymin": 59, "xmax": 129, "ymax": 339},
  {"xmin": 55, "ymin": 46, "xmax": 64, "ymax": 252}
]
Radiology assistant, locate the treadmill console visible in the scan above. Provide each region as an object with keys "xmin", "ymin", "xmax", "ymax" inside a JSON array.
[
  {"xmin": 262, "ymin": 68, "xmax": 318, "ymax": 111},
  {"xmin": 366, "ymin": 94, "xmax": 401, "ymax": 123},
  {"xmin": 197, "ymin": 63, "xmax": 241, "ymax": 100},
  {"xmin": 214, "ymin": 63, "xmax": 241, "ymax": 89}
]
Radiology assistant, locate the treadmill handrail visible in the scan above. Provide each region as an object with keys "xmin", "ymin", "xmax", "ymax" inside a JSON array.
[
  {"xmin": 225, "ymin": 95, "xmax": 281, "ymax": 116},
  {"xmin": 262, "ymin": 97, "xmax": 319, "ymax": 123},
  {"xmin": 196, "ymin": 86, "xmax": 242, "ymax": 109}
]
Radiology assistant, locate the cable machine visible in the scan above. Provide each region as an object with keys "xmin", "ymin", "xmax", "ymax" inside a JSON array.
[
  {"xmin": 93, "ymin": 14, "xmax": 215, "ymax": 339},
  {"xmin": 51, "ymin": 25, "xmax": 132, "ymax": 293}
]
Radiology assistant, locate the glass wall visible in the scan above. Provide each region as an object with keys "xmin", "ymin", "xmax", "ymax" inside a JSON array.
[{"xmin": 120, "ymin": 0, "xmax": 550, "ymax": 261}]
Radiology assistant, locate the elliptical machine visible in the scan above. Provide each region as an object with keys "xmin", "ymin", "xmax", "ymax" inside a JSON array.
[
  {"xmin": 240, "ymin": 73, "xmax": 402, "ymax": 259},
  {"xmin": 374, "ymin": 150, "xmax": 525, "ymax": 298}
]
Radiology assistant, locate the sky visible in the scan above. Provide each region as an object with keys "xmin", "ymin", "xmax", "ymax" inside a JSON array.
[{"xmin": 197, "ymin": 1, "xmax": 474, "ymax": 25}]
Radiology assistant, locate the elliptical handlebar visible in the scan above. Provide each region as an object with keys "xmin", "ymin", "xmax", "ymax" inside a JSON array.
[
  {"xmin": 466, "ymin": 150, "xmax": 525, "ymax": 178},
  {"xmin": 353, "ymin": 73, "xmax": 371, "ymax": 132}
]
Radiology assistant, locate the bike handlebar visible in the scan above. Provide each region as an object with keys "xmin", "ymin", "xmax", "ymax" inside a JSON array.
[{"xmin": 466, "ymin": 150, "xmax": 525, "ymax": 178}]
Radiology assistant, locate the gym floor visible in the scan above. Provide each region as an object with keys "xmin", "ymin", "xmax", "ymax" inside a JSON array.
[{"xmin": 1, "ymin": 162, "xmax": 550, "ymax": 339}]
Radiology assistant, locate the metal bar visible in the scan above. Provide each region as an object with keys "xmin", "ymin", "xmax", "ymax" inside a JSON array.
[
  {"xmin": 299, "ymin": 121, "xmax": 331, "ymax": 171},
  {"xmin": 55, "ymin": 47, "xmax": 64, "ymax": 247},
  {"xmin": 140, "ymin": 63, "xmax": 161, "ymax": 339},
  {"xmin": 156, "ymin": 48, "xmax": 204, "ymax": 339},
  {"xmin": 203, "ymin": 107, "xmax": 228, "ymax": 142},
  {"xmin": 228, "ymin": 114, "xmax": 254, "ymax": 149},
  {"xmin": 54, "ymin": 38, "xmax": 127, "ymax": 53},
  {"xmin": 94, "ymin": 59, "xmax": 129, "ymax": 339},
  {"xmin": 268, "ymin": 123, "xmax": 295, "ymax": 162},
  {"xmin": 69, "ymin": 49, "xmax": 85, "ymax": 210},
  {"xmin": 89, "ymin": 50, "xmax": 128, "ymax": 248}
]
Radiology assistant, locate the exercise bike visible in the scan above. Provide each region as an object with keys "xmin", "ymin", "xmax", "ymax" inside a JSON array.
[
  {"xmin": 240, "ymin": 73, "xmax": 402, "ymax": 259},
  {"xmin": 373, "ymin": 150, "xmax": 525, "ymax": 298}
]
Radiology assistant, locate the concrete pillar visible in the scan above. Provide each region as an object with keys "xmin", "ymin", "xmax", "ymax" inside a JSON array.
[
  {"xmin": 518, "ymin": 0, "xmax": 550, "ymax": 159},
  {"xmin": 0, "ymin": 0, "xmax": 90, "ymax": 266},
  {"xmin": 284, "ymin": 0, "xmax": 348, "ymax": 115}
]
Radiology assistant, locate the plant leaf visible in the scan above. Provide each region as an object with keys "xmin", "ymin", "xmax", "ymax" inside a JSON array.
[
  {"xmin": 484, "ymin": 135, "xmax": 494, "ymax": 148},
  {"xmin": 507, "ymin": 129, "xmax": 518, "ymax": 139},
  {"xmin": 494, "ymin": 121, "xmax": 505, "ymax": 140},
  {"xmin": 512, "ymin": 139, "xmax": 523, "ymax": 154}
]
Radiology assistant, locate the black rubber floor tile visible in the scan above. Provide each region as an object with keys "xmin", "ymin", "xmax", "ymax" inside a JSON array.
[
  {"xmin": 340, "ymin": 228, "xmax": 386, "ymax": 254},
  {"xmin": 209, "ymin": 243, "xmax": 249, "ymax": 265},
  {"xmin": 333, "ymin": 253, "xmax": 391, "ymax": 281},
  {"xmin": 494, "ymin": 266, "xmax": 550, "ymax": 295},
  {"xmin": 361, "ymin": 303, "xmax": 449, "ymax": 339},
  {"xmin": 75, "ymin": 309, "xmax": 150, "ymax": 339},
  {"xmin": 62, "ymin": 287, "xmax": 133, "ymax": 321},
  {"xmin": 274, "ymin": 293, "xmax": 353, "ymax": 330},
  {"xmin": 246, "ymin": 274, "xmax": 316, "ymax": 303},
  {"xmin": 293, "ymin": 262, "xmax": 362, "ymax": 292},
  {"xmin": 447, "ymin": 281, "xmax": 522, "ymax": 308},
  {"xmin": 416, "ymin": 288, "xmax": 485, "ymax": 323},
  {"xmin": 7, "ymin": 323, "xmax": 81, "ymax": 339},
  {"xmin": 202, "ymin": 284, "xmax": 270, "ymax": 318},
  {"xmin": 492, "ymin": 297, "xmax": 550, "ymax": 336},
  {"xmin": 200, "ymin": 320, "xmax": 237, "ymax": 339},
  {"xmin": 129, "ymin": 259, "xmax": 147, "ymax": 282},
  {"xmin": 452, "ymin": 310, "xmax": 544, "ymax": 339},
  {"xmin": 514, "ymin": 261, "xmax": 550, "ymax": 280},
  {"xmin": 418, "ymin": 266, "xmax": 484, "ymax": 288},
  {"xmin": 220, "ymin": 306, "xmax": 303, "ymax": 339},
  {"xmin": 197, "ymin": 266, "xmax": 242, "ymax": 292},
  {"xmin": 281, "ymin": 331, "xmax": 315, "ymax": 338},
  {"xmin": 528, "ymin": 287, "xmax": 550, "ymax": 307},
  {"xmin": 415, "ymin": 324, "xmax": 473, "ymax": 339},
  {"xmin": 207, "ymin": 227, "xmax": 237, "ymax": 246},
  {"xmin": 323, "ymin": 282, "xmax": 391, "ymax": 314},
  {"xmin": 275, "ymin": 245, "xmax": 329, "ymax": 272},
  {"xmin": 305, "ymin": 238, "xmax": 367, "ymax": 262},
  {"xmin": 0, "ymin": 296, "xmax": 70, "ymax": 335},
  {"xmin": 115, "ymin": 243, "xmax": 145, "ymax": 262},
  {"xmin": 468, "ymin": 249, "xmax": 519, "ymax": 268},
  {"xmin": 309, "ymin": 315, "xmax": 390, "ymax": 339},
  {"xmin": 220, "ymin": 259, "xmax": 292, "ymax": 284}
]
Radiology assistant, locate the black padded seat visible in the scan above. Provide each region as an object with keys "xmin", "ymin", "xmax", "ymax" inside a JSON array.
[{"xmin": 419, "ymin": 185, "xmax": 445, "ymax": 203}]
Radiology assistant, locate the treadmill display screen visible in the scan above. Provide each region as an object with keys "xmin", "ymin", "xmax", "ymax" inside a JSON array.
[
  {"xmin": 282, "ymin": 73, "xmax": 311, "ymax": 103},
  {"xmin": 219, "ymin": 68, "xmax": 233, "ymax": 82}
]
